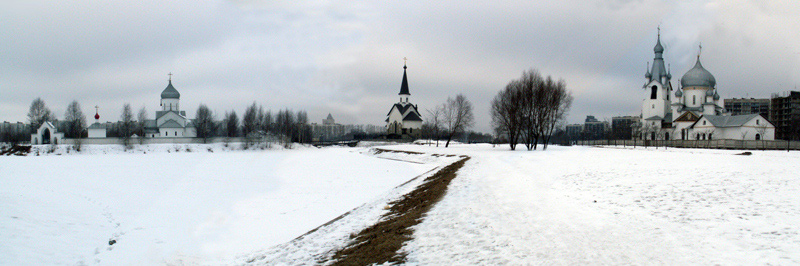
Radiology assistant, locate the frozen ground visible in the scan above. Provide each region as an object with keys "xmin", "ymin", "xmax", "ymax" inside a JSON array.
[
  {"xmin": 0, "ymin": 144, "xmax": 441, "ymax": 265},
  {"xmin": 394, "ymin": 144, "xmax": 800, "ymax": 265},
  {"xmin": 3, "ymin": 143, "xmax": 800, "ymax": 265}
]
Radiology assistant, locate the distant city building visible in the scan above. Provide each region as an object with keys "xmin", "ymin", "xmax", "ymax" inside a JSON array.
[
  {"xmin": 322, "ymin": 113, "xmax": 335, "ymax": 125},
  {"xmin": 769, "ymin": 91, "xmax": 800, "ymax": 140},
  {"xmin": 724, "ymin": 98, "xmax": 770, "ymax": 118},
  {"xmin": 611, "ymin": 116, "xmax": 638, "ymax": 140},
  {"xmin": 386, "ymin": 61, "xmax": 422, "ymax": 138},
  {"xmin": 565, "ymin": 124, "xmax": 582, "ymax": 140},
  {"xmin": 583, "ymin": 116, "xmax": 608, "ymax": 140},
  {"xmin": 311, "ymin": 113, "xmax": 383, "ymax": 141},
  {"xmin": 638, "ymin": 29, "xmax": 774, "ymax": 140}
]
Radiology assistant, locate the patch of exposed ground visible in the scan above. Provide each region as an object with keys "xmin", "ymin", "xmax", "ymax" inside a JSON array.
[
  {"xmin": 327, "ymin": 156, "xmax": 470, "ymax": 265},
  {"xmin": 0, "ymin": 144, "xmax": 31, "ymax": 156}
]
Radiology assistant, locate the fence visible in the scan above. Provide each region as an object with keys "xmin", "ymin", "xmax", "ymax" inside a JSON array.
[{"xmin": 574, "ymin": 139, "xmax": 800, "ymax": 150}]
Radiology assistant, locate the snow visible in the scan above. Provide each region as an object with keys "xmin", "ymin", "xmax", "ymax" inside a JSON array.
[
  {"xmin": 0, "ymin": 144, "xmax": 439, "ymax": 265},
  {"xmin": 396, "ymin": 144, "xmax": 800, "ymax": 265},
  {"xmin": 4, "ymin": 143, "xmax": 800, "ymax": 265}
]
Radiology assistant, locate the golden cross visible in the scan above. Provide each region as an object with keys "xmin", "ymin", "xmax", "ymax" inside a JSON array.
[
  {"xmin": 403, "ymin": 57, "xmax": 407, "ymax": 65},
  {"xmin": 168, "ymin": 72, "xmax": 173, "ymax": 82}
]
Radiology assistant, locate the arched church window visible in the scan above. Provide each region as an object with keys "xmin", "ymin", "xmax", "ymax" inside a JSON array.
[
  {"xmin": 756, "ymin": 134, "xmax": 761, "ymax": 140},
  {"xmin": 709, "ymin": 133, "xmax": 712, "ymax": 140},
  {"xmin": 756, "ymin": 119, "xmax": 759, "ymax": 125},
  {"xmin": 703, "ymin": 121, "xmax": 706, "ymax": 125},
  {"xmin": 693, "ymin": 95, "xmax": 696, "ymax": 105},
  {"xmin": 651, "ymin": 86, "xmax": 657, "ymax": 99}
]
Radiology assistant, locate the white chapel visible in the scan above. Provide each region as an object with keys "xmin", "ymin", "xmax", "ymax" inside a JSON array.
[{"xmin": 386, "ymin": 62, "xmax": 423, "ymax": 137}]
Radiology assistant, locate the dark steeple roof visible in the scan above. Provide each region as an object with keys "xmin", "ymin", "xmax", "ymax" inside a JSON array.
[
  {"xmin": 399, "ymin": 63, "xmax": 410, "ymax": 95},
  {"xmin": 161, "ymin": 80, "xmax": 180, "ymax": 99}
]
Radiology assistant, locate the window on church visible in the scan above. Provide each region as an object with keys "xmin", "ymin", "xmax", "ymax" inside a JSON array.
[
  {"xmin": 703, "ymin": 121, "xmax": 706, "ymax": 125},
  {"xmin": 651, "ymin": 86, "xmax": 657, "ymax": 99},
  {"xmin": 693, "ymin": 95, "xmax": 696, "ymax": 105},
  {"xmin": 756, "ymin": 119, "xmax": 759, "ymax": 125}
]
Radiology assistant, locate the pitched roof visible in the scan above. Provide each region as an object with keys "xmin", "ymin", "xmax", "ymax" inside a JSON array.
[
  {"xmin": 644, "ymin": 115, "xmax": 663, "ymax": 121},
  {"xmin": 159, "ymin": 120, "xmax": 183, "ymax": 128},
  {"xmin": 387, "ymin": 103, "xmax": 413, "ymax": 116},
  {"xmin": 693, "ymin": 114, "xmax": 760, "ymax": 128},
  {"xmin": 402, "ymin": 111, "xmax": 422, "ymax": 121},
  {"xmin": 88, "ymin": 122, "xmax": 105, "ymax": 129}
]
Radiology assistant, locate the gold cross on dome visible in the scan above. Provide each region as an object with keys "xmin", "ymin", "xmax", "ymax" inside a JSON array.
[
  {"xmin": 403, "ymin": 57, "xmax": 407, "ymax": 65},
  {"xmin": 168, "ymin": 72, "xmax": 173, "ymax": 82}
]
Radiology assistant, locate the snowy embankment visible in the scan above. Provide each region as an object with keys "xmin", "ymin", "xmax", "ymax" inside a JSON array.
[
  {"xmin": 0, "ymin": 143, "xmax": 449, "ymax": 265},
  {"xmin": 389, "ymin": 144, "xmax": 800, "ymax": 265}
]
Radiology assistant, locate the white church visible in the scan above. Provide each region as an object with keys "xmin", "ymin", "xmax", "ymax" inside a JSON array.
[
  {"xmin": 639, "ymin": 30, "xmax": 775, "ymax": 141},
  {"xmin": 85, "ymin": 75, "xmax": 196, "ymax": 140},
  {"xmin": 386, "ymin": 62, "xmax": 423, "ymax": 137}
]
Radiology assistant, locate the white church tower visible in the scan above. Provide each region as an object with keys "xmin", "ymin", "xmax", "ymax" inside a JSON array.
[{"xmin": 641, "ymin": 28, "xmax": 674, "ymax": 133}]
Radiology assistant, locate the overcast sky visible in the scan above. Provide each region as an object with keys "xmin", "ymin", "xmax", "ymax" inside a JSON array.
[{"xmin": 2, "ymin": 0, "xmax": 799, "ymax": 133}]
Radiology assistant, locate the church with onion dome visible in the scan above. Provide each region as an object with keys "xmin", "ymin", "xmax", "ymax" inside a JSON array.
[
  {"xmin": 85, "ymin": 74, "xmax": 196, "ymax": 140},
  {"xmin": 639, "ymin": 29, "xmax": 775, "ymax": 141}
]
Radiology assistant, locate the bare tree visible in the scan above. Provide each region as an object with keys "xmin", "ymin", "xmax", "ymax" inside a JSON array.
[
  {"xmin": 223, "ymin": 111, "xmax": 239, "ymax": 138},
  {"xmin": 425, "ymin": 104, "xmax": 446, "ymax": 147},
  {"xmin": 195, "ymin": 104, "xmax": 216, "ymax": 143},
  {"xmin": 443, "ymin": 94, "xmax": 474, "ymax": 147},
  {"xmin": 755, "ymin": 124, "xmax": 768, "ymax": 150},
  {"xmin": 64, "ymin": 100, "xmax": 86, "ymax": 150},
  {"xmin": 540, "ymin": 78, "xmax": 572, "ymax": 150},
  {"xmin": 242, "ymin": 102, "xmax": 259, "ymax": 137},
  {"xmin": 296, "ymin": 110, "xmax": 312, "ymax": 143},
  {"xmin": 27, "ymin": 97, "xmax": 55, "ymax": 132},
  {"xmin": 491, "ymin": 80, "xmax": 524, "ymax": 150},
  {"xmin": 119, "ymin": 103, "xmax": 134, "ymax": 149},
  {"xmin": 262, "ymin": 110, "xmax": 273, "ymax": 136},
  {"xmin": 137, "ymin": 106, "xmax": 148, "ymax": 144},
  {"xmin": 275, "ymin": 109, "xmax": 295, "ymax": 146}
]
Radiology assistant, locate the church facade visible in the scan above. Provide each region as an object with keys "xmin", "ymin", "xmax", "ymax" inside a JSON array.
[
  {"xmin": 639, "ymin": 31, "xmax": 775, "ymax": 141},
  {"xmin": 143, "ymin": 78, "xmax": 196, "ymax": 138},
  {"xmin": 386, "ymin": 63, "xmax": 422, "ymax": 137}
]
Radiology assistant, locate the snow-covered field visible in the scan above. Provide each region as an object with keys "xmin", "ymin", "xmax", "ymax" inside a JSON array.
[
  {"xmin": 3, "ymin": 143, "xmax": 800, "ymax": 265},
  {"xmin": 0, "ymin": 144, "xmax": 442, "ymax": 265},
  {"xmin": 395, "ymin": 144, "xmax": 800, "ymax": 265}
]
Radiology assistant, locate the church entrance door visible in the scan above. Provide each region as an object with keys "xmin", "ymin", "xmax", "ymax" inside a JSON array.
[{"xmin": 42, "ymin": 128, "xmax": 51, "ymax": 144}]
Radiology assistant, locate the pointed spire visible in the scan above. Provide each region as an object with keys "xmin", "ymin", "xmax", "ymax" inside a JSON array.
[{"xmin": 399, "ymin": 59, "xmax": 410, "ymax": 95}]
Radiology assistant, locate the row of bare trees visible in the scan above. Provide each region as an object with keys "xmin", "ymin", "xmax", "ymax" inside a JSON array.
[
  {"xmin": 11, "ymin": 98, "xmax": 312, "ymax": 148},
  {"xmin": 422, "ymin": 94, "xmax": 475, "ymax": 147},
  {"xmin": 491, "ymin": 69, "xmax": 573, "ymax": 150},
  {"xmin": 224, "ymin": 102, "xmax": 312, "ymax": 146}
]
